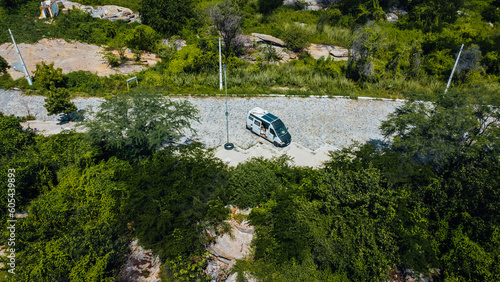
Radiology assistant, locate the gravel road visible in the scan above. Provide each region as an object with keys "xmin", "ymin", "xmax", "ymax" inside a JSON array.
[{"xmin": 0, "ymin": 89, "xmax": 404, "ymax": 150}]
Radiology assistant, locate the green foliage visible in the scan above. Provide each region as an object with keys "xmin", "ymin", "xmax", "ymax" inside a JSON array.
[
  {"xmin": 405, "ymin": 0, "xmax": 465, "ymax": 31},
  {"xmin": 43, "ymin": 88, "xmax": 78, "ymax": 121},
  {"xmin": 162, "ymin": 251, "xmax": 211, "ymax": 281},
  {"xmin": 228, "ymin": 157, "xmax": 283, "ymax": 208},
  {"xmin": 258, "ymin": 0, "xmax": 283, "ymax": 14},
  {"xmin": 322, "ymin": 25, "xmax": 353, "ymax": 48},
  {"xmin": 123, "ymin": 149, "xmax": 230, "ymax": 260},
  {"xmin": 0, "ymin": 112, "xmax": 35, "ymax": 158},
  {"xmin": 126, "ymin": 25, "xmax": 160, "ymax": 52},
  {"xmin": 140, "ymin": 0, "xmax": 195, "ymax": 36},
  {"xmin": 347, "ymin": 23, "xmax": 387, "ymax": 81},
  {"xmin": 243, "ymin": 157, "xmax": 398, "ymax": 280},
  {"xmin": 104, "ymin": 52, "xmax": 121, "ymax": 67},
  {"xmin": 83, "ymin": 91, "xmax": 199, "ymax": 160},
  {"xmin": 207, "ymin": 0, "xmax": 243, "ymax": 56},
  {"xmin": 0, "ymin": 55, "xmax": 9, "ymax": 74},
  {"xmin": 456, "ymin": 44, "xmax": 484, "ymax": 82},
  {"xmin": 33, "ymin": 61, "xmax": 65, "ymax": 91},
  {"xmin": 281, "ymin": 23, "xmax": 310, "ymax": 52},
  {"xmin": 12, "ymin": 157, "xmax": 131, "ymax": 281},
  {"xmin": 381, "ymin": 89, "xmax": 500, "ymax": 172},
  {"xmin": 166, "ymin": 44, "xmax": 218, "ymax": 74}
]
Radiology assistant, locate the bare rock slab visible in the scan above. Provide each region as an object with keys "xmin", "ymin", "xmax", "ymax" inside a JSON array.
[
  {"xmin": 251, "ymin": 33, "xmax": 285, "ymax": 47},
  {"xmin": 207, "ymin": 224, "xmax": 253, "ymax": 262}
]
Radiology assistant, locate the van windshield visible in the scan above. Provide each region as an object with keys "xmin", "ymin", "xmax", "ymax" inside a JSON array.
[{"xmin": 272, "ymin": 120, "xmax": 288, "ymax": 137}]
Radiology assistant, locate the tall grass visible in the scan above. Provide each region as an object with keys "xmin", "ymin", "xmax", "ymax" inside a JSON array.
[{"xmin": 323, "ymin": 25, "xmax": 353, "ymax": 48}]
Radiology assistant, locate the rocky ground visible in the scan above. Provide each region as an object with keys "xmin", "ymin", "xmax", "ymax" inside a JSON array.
[
  {"xmin": 0, "ymin": 39, "xmax": 157, "ymax": 80},
  {"xmin": 1, "ymin": 90, "xmax": 403, "ymax": 152}
]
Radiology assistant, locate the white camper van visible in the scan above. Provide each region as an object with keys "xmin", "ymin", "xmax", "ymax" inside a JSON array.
[{"xmin": 246, "ymin": 107, "xmax": 291, "ymax": 147}]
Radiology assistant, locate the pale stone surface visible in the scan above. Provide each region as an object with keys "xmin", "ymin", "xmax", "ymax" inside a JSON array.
[
  {"xmin": 251, "ymin": 33, "xmax": 285, "ymax": 47},
  {"xmin": 330, "ymin": 48, "xmax": 349, "ymax": 58},
  {"xmin": 386, "ymin": 12, "xmax": 399, "ymax": 22},
  {"xmin": 215, "ymin": 142, "xmax": 337, "ymax": 168},
  {"xmin": 62, "ymin": 1, "xmax": 140, "ymax": 23},
  {"xmin": 0, "ymin": 39, "xmax": 148, "ymax": 80},
  {"xmin": 307, "ymin": 43, "xmax": 333, "ymax": 59},
  {"xmin": 207, "ymin": 224, "xmax": 253, "ymax": 261},
  {"xmin": 119, "ymin": 239, "xmax": 161, "ymax": 282}
]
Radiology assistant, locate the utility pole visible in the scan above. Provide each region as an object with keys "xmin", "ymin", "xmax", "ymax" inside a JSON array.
[
  {"xmin": 223, "ymin": 64, "xmax": 233, "ymax": 150},
  {"xmin": 8, "ymin": 29, "xmax": 32, "ymax": 86},
  {"xmin": 219, "ymin": 37, "xmax": 223, "ymax": 90},
  {"xmin": 444, "ymin": 44, "xmax": 464, "ymax": 94}
]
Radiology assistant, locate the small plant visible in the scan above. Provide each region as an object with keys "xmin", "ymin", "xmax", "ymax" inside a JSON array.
[
  {"xmin": 262, "ymin": 45, "xmax": 282, "ymax": 63},
  {"xmin": 23, "ymin": 114, "xmax": 36, "ymax": 121},
  {"xmin": 104, "ymin": 52, "xmax": 121, "ymax": 68},
  {"xmin": 232, "ymin": 213, "xmax": 249, "ymax": 224},
  {"xmin": 133, "ymin": 50, "xmax": 142, "ymax": 62}
]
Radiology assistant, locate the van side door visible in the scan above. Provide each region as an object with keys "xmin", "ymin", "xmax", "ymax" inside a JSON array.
[{"xmin": 252, "ymin": 119, "xmax": 261, "ymax": 134}]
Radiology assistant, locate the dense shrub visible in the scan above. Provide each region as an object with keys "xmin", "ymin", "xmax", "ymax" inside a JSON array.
[
  {"xmin": 281, "ymin": 23, "xmax": 310, "ymax": 52},
  {"xmin": 32, "ymin": 62, "xmax": 65, "ymax": 91}
]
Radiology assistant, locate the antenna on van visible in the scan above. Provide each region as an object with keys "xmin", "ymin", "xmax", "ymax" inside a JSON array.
[{"xmin": 224, "ymin": 64, "xmax": 234, "ymax": 150}]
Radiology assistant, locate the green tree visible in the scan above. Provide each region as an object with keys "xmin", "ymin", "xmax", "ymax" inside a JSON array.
[
  {"xmin": 347, "ymin": 22, "xmax": 386, "ymax": 81},
  {"xmin": 258, "ymin": 0, "xmax": 283, "ymax": 14},
  {"xmin": 123, "ymin": 149, "xmax": 230, "ymax": 263},
  {"xmin": 83, "ymin": 92, "xmax": 199, "ymax": 160},
  {"xmin": 405, "ymin": 0, "xmax": 465, "ymax": 31},
  {"xmin": 207, "ymin": 0, "xmax": 243, "ymax": 56},
  {"xmin": 13, "ymin": 158, "xmax": 131, "ymax": 281},
  {"xmin": 281, "ymin": 23, "xmax": 310, "ymax": 52},
  {"xmin": 43, "ymin": 88, "xmax": 77, "ymax": 121},
  {"xmin": 33, "ymin": 61, "xmax": 65, "ymax": 91},
  {"xmin": 381, "ymin": 90, "xmax": 500, "ymax": 172},
  {"xmin": 456, "ymin": 44, "xmax": 483, "ymax": 82},
  {"xmin": 140, "ymin": 0, "xmax": 195, "ymax": 36},
  {"xmin": 126, "ymin": 25, "xmax": 160, "ymax": 52},
  {"xmin": 0, "ymin": 112, "xmax": 34, "ymax": 157}
]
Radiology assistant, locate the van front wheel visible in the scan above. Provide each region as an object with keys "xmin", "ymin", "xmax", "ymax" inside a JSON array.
[
  {"xmin": 273, "ymin": 141, "xmax": 280, "ymax": 147},
  {"xmin": 246, "ymin": 124, "xmax": 251, "ymax": 130}
]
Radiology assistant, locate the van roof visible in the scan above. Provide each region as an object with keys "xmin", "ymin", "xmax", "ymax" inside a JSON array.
[{"xmin": 249, "ymin": 107, "xmax": 280, "ymax": 123}]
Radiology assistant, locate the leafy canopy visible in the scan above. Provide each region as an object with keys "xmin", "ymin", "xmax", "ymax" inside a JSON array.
[
  {"xmin": 43, "ymin": 88, "xmax": 78, "ymax": 121},
  {"xmin": 140, "ymin": 0, "xmax": 195, "ymax": 36},
  {"xmin": 82, "ymin": 91, "xmax": 199, "ymax": 160},
  {"xmin": 381, "ymin": 89, "xmax": 500, "ymax": 172},
  {"xmin": 33, "ymin": 61, "xmax": 65, "ymax": 91}
]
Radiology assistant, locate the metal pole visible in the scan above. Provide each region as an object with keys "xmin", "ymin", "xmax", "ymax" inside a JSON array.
[
  {"xmin": 219, "ymin": 37, "xmax": 223, "ymax": 90},
  {"xmin": 444, "ymin": 44, "xmax": 464, "ymax": 94},
  {"xmin": 224, "ymin": 65, "xmax": 229, "ymax": 144},
  {"xmin": 8, "ymin": 29, "xmax": 32, "ymax": 85}
]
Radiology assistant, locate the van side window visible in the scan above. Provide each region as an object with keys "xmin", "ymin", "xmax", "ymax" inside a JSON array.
[
  {"xmin": 254, "ymin": 120, "xmax": 260, "ymax": 126},
  {"xmin": 270, "ymin": 129, "xmax": 275, "ymax": 135},
  {"xmin": 249, "ymin": 116, "xmax": 253, "ymax": 121}
]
